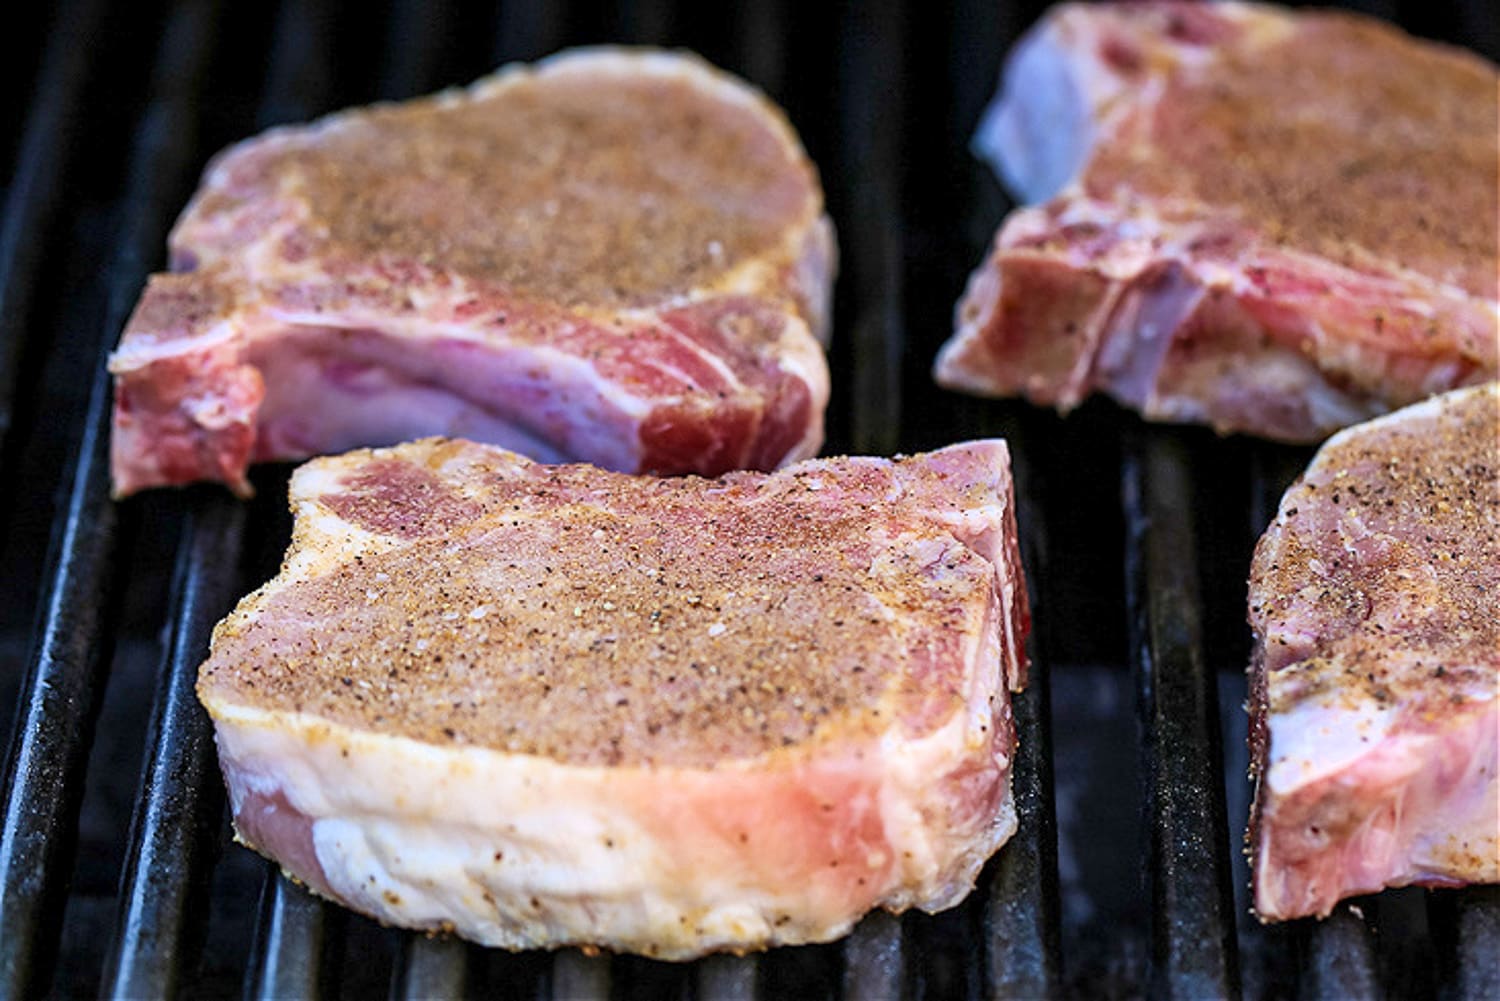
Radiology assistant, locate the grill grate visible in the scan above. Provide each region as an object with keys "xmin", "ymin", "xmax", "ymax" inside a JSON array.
[
  {"xmin": 1123, "ymin": 434, "xmax": 1240, "ymax": 1000},
  {"xmin": 0, "ymin": 1, "xmax": 1494, "ymax": 998}
]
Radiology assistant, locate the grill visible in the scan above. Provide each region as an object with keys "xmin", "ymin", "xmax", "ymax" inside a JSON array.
[{"xmin": 0, "ymin": 1, "xmax": 1495, "ymax": 997}]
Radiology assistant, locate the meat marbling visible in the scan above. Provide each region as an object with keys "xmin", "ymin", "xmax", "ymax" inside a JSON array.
[
  {"xmin": 1247, "ymin": 382, "xmax": 1499, "ymax": 920},
  {"xmin": 937, "ymin": 1, "xmax": 1498, "ymax": 442},
  {"xmin": 110, "ymin": 48, "xmax": 834, "ymax": 497},
  {"xmin": 197, "ymin": 437, "xmax": 1030, "ymax": 957}
]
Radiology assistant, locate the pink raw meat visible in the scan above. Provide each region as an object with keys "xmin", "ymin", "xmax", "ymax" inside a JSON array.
[
  {"xmin": 197, "ymin": 437, "xmax": 1030, "ymax": 957},
  {"xmin": 1248, "ymin": 382, "xmax": 1499, "ymax": 920},
  {"xmin": 937, "ymin": 2, "xmax": 1496, "ymax": 441},
  {"xmin": 110, "ymin": 49, "xmax": 834, "ymax": 497}
]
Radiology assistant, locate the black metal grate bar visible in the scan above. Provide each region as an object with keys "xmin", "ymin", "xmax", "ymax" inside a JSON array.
[
  {"xmin": 1246, "ymin": 447, "xmax": 1313, "ymax": 548},
  {"xmin": 1299, "ymin": 905, "xmax": 1380, "ymax": 1000},
  {"xmin": 0, "ymin": 314, "xmax": 120, "ymax": 1001},
  {"xmin": 1124, "ymin": 432, "xmax": 1241, "ymax": 1000},
  {"xmin": 91, "ymin": 7, "xmax": 235, "ymax": 996},
  {"xmin": 379, "ymin": 0, "xmax": 460, "ymax": 102},
  {"xmin": 841, "ymin": 911, "xmax": 905, "ymax": 1000},
  {"xmin": 982, "ymin": 667, "xmax": 1061, "ymax": 1001},
  {"xmin": 0, "ymin": 0, "xmax": 108, "ymax": 469},
  {"xmin": 838, "ymin": 0, "xmax": 908, "ymax": 458},
  {"xmin": 247, "ymin": 875, "xmax": 330, "ymax": 1001},
  {"xmin": 550, "ymin": 951, "xmax": 611, "ymax": 1000},
  {"xmin": 731, "ymin": 1, "xmax": 788, "ymax": 100},
  {"xmin": 392, "ymin": 935, "xmax": 470, "ymax": 1001},
  {"xmin": 1452, "ymin": 888, "xmax": 1500, "ymax": 1001},
  {"xmin": 0, "ymin": 0, "xmax": 227, "ymax": 991},
  {"xmin": 696, "ymin": 953, "xmax": 759, "ymax": 1001},
  {"xmin": 1343, "ymin": 0, "xmax": 1400, "ymax": 19},
  {"xmin": 257, "ymin": 0, "xmax": 338, "ymax": 131},
  {"xmin": 980, "ymin": 427, "xmax": 1062, "ymax": 1001},
  {"xmin": 617, "ymin": 0, "xmax": 675, "ymax": 46},
  {"xmin": 493, "ymin": 0, "xmax": 572, "ymax": 64},
  {"xmin": 99, "ymin": 497, "xmax": 247, "ymax": 1001}
]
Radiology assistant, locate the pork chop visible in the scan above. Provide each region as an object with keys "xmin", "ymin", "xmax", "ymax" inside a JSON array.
[
  {"xmin": 110, "ymin": 48, "xmax": 835, "ymax": 497},
  {"xmin": 196, "ymin": 437, "xmax": 1030, "ymax": 957},
  {"xmin": 936, "ymin": 2, "xmax": 1497, "ymax": 441},
  {"xmin": 1247, "ymin": 382, "xmax": 1499, "ymax": 921}
]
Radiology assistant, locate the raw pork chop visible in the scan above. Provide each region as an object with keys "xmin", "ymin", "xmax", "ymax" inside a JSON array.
[
  {"xmin": 936, "ymin": 2, "xmax": 1497, "ymax": 441},
  {"xmin": 1247, "ymin": 382, "xmax": 1499, "ymax": 920},
  {"xmin": 197, "ymin": 437, "xmax": 1030, "ymax": 957},
  {"xmin": 110, "ymin": 49, "xmax": 835, "ymax": 497}
]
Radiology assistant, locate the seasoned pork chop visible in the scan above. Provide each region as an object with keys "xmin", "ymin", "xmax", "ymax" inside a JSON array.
[
  {"xmin": 1248, "ymin": 383, "xmax": 1499, "ymax": 920},
  {"xmin": 197, "ymin": 438, "xmax": 1029, "ymax": 957},
  {"xmin": 937, "ymin": 2, "xmax": 1497, "ymax": 441},
  {"xmin": 110, "ymin": 49, "xmax": 834, "ymax": 497}
]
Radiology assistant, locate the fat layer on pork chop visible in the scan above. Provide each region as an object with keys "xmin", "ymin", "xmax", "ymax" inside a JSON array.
[
  {"xmin": 937, "ymin": 2, "xmax": 1497, "ymax": 442},
  {"xmin": 197, "ymin": 437, "xmax": 1030, "ymax": 958},
  {"xmin": 110, "ymin": 48, "xmax": 835, "ymax": 497},
  {"xmin": 1248, "ymin": 382, "xmax": 1499, "ymax": 920}
]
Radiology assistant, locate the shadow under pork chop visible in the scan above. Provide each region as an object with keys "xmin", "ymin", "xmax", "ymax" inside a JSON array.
[{"xmin": 197, "ymin": 437, "xmax": 1029, "ymax": 958}]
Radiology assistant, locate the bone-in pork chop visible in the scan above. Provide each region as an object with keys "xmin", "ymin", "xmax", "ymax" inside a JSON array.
[
  {"xmin": 196, "ymin": 437, "xmax": 1029, "ymax": 957},
  {"xmin": 936, "ymin": 2, "xmax": 1497, "ymax": 441},
  {"xmin": 110, "ymin": 48, "xmax": 835, "ymax": 497},
  {"xmin": 1247, "ymin": 382, "xmax": 1499, "ymax": 920}
]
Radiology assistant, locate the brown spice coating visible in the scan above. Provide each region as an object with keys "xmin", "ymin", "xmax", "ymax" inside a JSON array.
[
  {"xmin": 1087, "ymin": 12, "xmax": 1499, "ymax": 300},
  {"xmin": 1249, "ymin": 383, "xmax": 1500, "ymax": 714},
  {"xmin": 194, "ymin": 53, "xmax": 820, "ymax": 311},
  {"xmin": 120, "ymin": 273, "xmax": 237, "ymax": 350},
  {"xmin": 201, "ymin": 444, "xmax": 1000, "ymax": 768}
]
